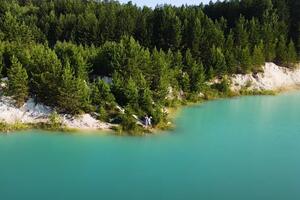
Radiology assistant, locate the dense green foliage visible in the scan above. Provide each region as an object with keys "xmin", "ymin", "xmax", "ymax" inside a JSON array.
[
  {"xmin": 0, "ymin": 0, "xmax": 299, "ymax": 129},
  {"xmin": 7, "ymin": 56, "xmax": 29, "ymax": 107}
]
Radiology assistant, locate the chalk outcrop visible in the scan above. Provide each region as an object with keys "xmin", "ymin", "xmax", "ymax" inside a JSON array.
[
  {"xmin": 0, "ymin": 97, "xmax": 51, "ymax": 124},
  {"xmin": 62, "ymin": 114, "xmax": 113, "ymax": 130},
  {"xmin": 231, "ymin": 63, "xmax": 300, "ymax": 92},
  {"xmin": 0, "ymin": 96, "xmax": 113, "ymax": 131}
]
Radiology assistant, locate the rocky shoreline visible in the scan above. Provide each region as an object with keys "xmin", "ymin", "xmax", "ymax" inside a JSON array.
[
  {"xmin": 0, "ymin": 96, "xmax": 114, "ymax": 131},
  {"xmin": 1, "ymin": 62, "xmax": 299, "ymax": 133}
]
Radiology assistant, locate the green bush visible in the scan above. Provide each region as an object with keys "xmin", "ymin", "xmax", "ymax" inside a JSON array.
[
  {"xmin": 119, "ymin": 109, "xmax": 143, "ymax": 136},
  {"xmin": 48, "ymin": 111, "xmax": 63, "ymax": 130},
  {"xmin": 0, "ymin": 121, "xmax": 29, "ymax": 132}
]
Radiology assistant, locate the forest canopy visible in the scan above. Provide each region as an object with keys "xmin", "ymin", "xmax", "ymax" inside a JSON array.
[{"xmin": 0, "ymin": 0, "xmax": 299, "ymax": 126}]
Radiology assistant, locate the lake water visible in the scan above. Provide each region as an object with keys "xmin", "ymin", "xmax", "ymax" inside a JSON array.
[{"xmin": 1, "ymin": 92, "xmax": 300, "ymax": 200}]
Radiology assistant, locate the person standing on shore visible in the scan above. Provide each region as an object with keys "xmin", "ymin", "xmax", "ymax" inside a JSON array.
[
  {"xmin": 148, "ymin": 116, "xmax": 152, "ymax": 127},
  {"xmin": 144, "ymin": 115, "xmax": 149, "ymax": 128},
  {"xmin": 144, "ymin": 115, "xmax": 153, "ymax": 128}
]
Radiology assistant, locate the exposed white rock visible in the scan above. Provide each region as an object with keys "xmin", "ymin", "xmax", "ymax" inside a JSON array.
[
  {"xmin": 231, "ymin": 62, "xmax": 300, "ymax": 92},
  {"xmin": 0, "ymin": 97, "xmax": 51, "ymax": 123},
  {"xmin": 62, "ymin": 114, "xmax": 113, "ymax": 130},
  {"xmin": 116, "ymin": 105, "xmax": 125, "ymax": 114},
  {"xmin": 0, "ymin": 97, "xmax": 113, "ymax": 130},
  {"xmin": 0, "ymin": 77, "xmax": 8, "ymax": 89}
]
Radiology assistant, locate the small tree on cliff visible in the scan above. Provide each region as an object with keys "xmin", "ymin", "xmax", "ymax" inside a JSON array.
[
  {"xmin": 7, "ymin": 56, "xmax": 29, "ymax": 107},
  {"xmin": 286, "ymin": 40, "xmax": 298, "ymax": 68},
  {"xmin": 275, "ymin": 35, "xmax": 288, "ymax": 65},
  {"xmin": 252, "ymin": 42, "xmax": 265, "ymax": 72}
]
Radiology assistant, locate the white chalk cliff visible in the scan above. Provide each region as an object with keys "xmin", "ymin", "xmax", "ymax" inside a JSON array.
[{"xmin": 231, "ymin": 62, "xmax": 300, "ymax": 92}]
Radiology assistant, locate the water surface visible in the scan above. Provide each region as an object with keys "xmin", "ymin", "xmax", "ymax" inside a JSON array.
[{"xmin": 1, "ymin": 92, "xmax": 300, "ymax": 200}]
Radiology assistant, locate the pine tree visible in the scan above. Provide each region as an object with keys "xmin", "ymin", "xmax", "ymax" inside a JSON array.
[
  {"xmin": 124, "ymin": 77, "xmax": 139, "ymax": 107},
  {"xmin": 224, "ymin": 32, "xmax": 237, "ymax": 74},
  {"xmin": 184, "ymin": 49, "xmax": 194, "ymax": 70},
  {"xmin": 91, "ymin": 79, "xmax": 115, "ymax": 108},
  {"xmin": 1, "ymin": 11, "xmax": 33, "ymax": 42},
  {"xmin": 57, "ymin": 62, "xmax": 90, "ymax": 114},
  {"xmin": 211, "ymin": 46, "xmax": 227, "ymax": 75},
  {"xmin": 189, "ymin": 62, "xmax": 206, "ymax": 93},
  {"xmin": 135, "ymin": 8, "xmax": 152, "ymax": 47},
  {"xmin": 8, "ymin": 56, "xmax": 29, "ymax": 107},
  {"xmin": 248, "ymin": 18, "xmax": 261, "ymax": 49},
  {"xmin": 252, "ymin": 42, "xmax": 265, "ymax": 72},
  {"xmin": 276, "ymin": 35, "xmax": 288, "ymax": 65},
  {"xmin": 207, "ymin": 67, "xmax": 215, "ymax": 80},
  {"xmin": 239, "ymin": 46, "xmax": 252, "ymax": 73},
  {"xmin": 138, "ymin": 75, "xmax": 154, "ymax": 114},
  {"xmin": 151, "ymin": 48, "xmax": 170, "ymax": 102},
  {"xmin": 172, "ymin": 50, "xmax": 183, "ymax": 70},
  {"xmin": 0, "ymin": 60, "xmax": 2, "ymax": 79},
  {"xmin": 151, "ymin": 7, "xmax": 181, "ymax": 50},
  {"xmin": 54, "ymin": 42, "xmax": 89, "ymax": 80},
  {"xmin": 111, "ymin": 71, "xmax": 127, "ymax": 107},
  {"xmin": 29, "ymin": 44, "xmax": 62, "ymax": 106},
  {"xmin": 235, "ymin": 16, "xmax": 249, "ymax": 48},
  {"xmin": 189, "ymin": 17, "xmax": 202, "ymax": 57},
  {"xmin": 166, "ymin": 13, "xmax": 182, "ymax": 50},
  {"xmin": 180, "ymin": 72, "xmax": 190, "ymax": 93},
  {"xmin": 262, "ymin": 8, "xmax": 279, "ymax": 61},
  {"xmin": 0, "ymin": 43, "xmax": 3, "ymax": 78},
  {"xmin": 298, "ymin": 25, "xmax": 300, "ymax": 56},
  {"xmin": 286, "ymin": 40, "xmax": 298, "ymax": 68}
]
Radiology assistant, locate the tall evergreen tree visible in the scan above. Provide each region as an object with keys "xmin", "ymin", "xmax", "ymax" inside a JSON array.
[
  {"xmin": 180, "ymin": 72, "xmax": 190, "ymax": 93},
  {"xmin": 28, "ymin": 45, "xmax": 62, "ymax": 106},
  {"xmin": 262, "ymin": 8, "xmax": 279, "ymax": 61},
  {"xmin": 286, "ymin": 40, "xmax": 298, "ymax": 68},
  {"xmin": 211, "ymin": 46, "xmax": 227, "ymax": 75},
  {"xmin": 138, "ymin": 74, "xmax": 154, "ymax": 114},
  {"xmin": 185, "ymin": 17, "xmax": 202, "ymax": 57},
  {"xmin": 224, "ymin": 31, "xmax": 237, "ymax": 73},
  {"xmin": 54, "ymin": 42, "xmax": 89, "ymax": 80},
  {"xmin": 248, "ymin": 18, "xmax": 261, "ymax": 49},
  {"xmin": 150, "ymin": 48, "xmax": 170, "ymax": 102},
  {"xmin": 57, "ymin": 62, "xmax": 90, "ymax": 114},
  {"xmin": 189, "ymin": 62, "xmax": 206, "ymax": 93},
  {"xmin": 124, "ymin": 77, "xmax": 139, "ymax": 107},
  {"xmin": 91, "ymin": 79, "xmax": 115, "ymax": 108},
  {"xmin": 298, "ymin": 25, "xmax": 300, "ymax": 55},
  {"xmin": 234, "ymin": 16, "xmax": 249, "ymax": 48},
  {"xmin": 275, "ymin": 35, "xmax": 288, "ymax": 65},
  {"xmin": 7, "ymin": 56, "xmax": 29, "ymax": 107},
  {"xmin": 252, "ymin": 42, "xmax": 265, "ymax": 72},
  {"xmin": 239, "ymin": 46, "xmax": 252, "ymax": 73},
  {"xmin": 0, "ymin": 52, "xmax": 3, "ymax": 79}
]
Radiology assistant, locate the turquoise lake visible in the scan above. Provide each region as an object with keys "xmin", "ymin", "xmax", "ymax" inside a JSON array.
[{"xmin": 1, "ymin": 92, "xmax": 300, "ymax": 200}]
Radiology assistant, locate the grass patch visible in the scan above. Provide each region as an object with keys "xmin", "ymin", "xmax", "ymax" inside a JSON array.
[
  {"xmin": 240, "ymin": 89, "xmax": 276, "ymax": 96},
  {"xmin": 0, "ymin": 121, "xmax": 30, "ymax": 132},
  {"xmin": 0, "ymin": 121, "xmax": 72, "ymax": 133}
]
